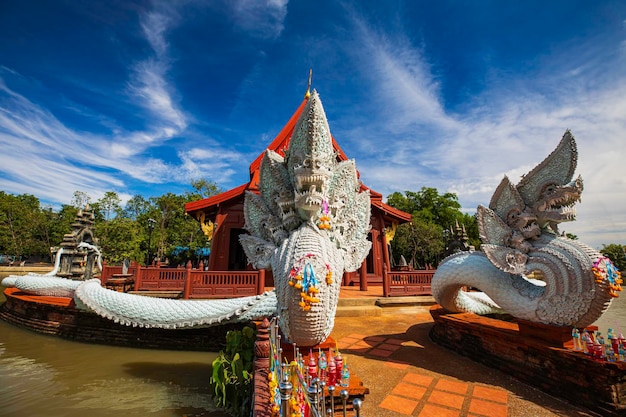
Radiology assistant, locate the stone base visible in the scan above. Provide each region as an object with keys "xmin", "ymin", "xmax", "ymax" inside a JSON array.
[
  {"xmin": 0, "ymin": 287, "xmax": 241, "ymax": 351},
  {"xmin": 429, "ymin": 305, "xmax": 626, "ymax": 416}
]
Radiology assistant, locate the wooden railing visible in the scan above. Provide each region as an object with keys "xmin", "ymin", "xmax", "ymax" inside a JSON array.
[
  {"xmin": 383, "ymin": 269, "xmax": 435, "ymax": 297},
  {"xmin": 100, "ymin": 261, "xmax": 265, "ymax": 299},
  {"xmin": 101, "ymin": 261, "xmax": 433, "ymax": 299}
]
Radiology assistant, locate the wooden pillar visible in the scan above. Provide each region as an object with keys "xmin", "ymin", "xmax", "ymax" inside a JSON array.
[
  {"xmin": 359, "ymin": 259, "xmax": 368, "ymax": 291},
  {"xmin": 382, "ymin": 232, "xmax": 391, "ymax": 296},
  {"xmin": 183, "ymin": 260, "xmax": 192, "ymax": 299},
  {"xmin": 383, "ymin": 267, "xmax": 390, "ymax": 297},
  {"xmin": 342, "ymin": 271, "xmax": 350, "ymax": 286}
]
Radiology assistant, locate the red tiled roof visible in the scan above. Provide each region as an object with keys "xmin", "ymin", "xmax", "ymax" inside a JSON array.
[
  {"xmin": 371, "ymin": 200, "xmax": 412, "ymax": 222},
  {"xmin": 185, "ymin": 183, "xmax": 248, "ymax": 215}
]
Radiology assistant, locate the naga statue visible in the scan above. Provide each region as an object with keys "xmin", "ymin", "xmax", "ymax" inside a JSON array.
[
  {"xmin": 2, "ymin": 91, "xmax": 371, "ymax": 346},
  {"xmin": 239, "ymin": 90, "xmax": 371, "ymax": 345},
  {"xmin": 432, "ymin": 131, "xmax": 622, "ymax": 328}
]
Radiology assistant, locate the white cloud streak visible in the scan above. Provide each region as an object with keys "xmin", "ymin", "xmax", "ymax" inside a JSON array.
[{"xmin": 229, "ymin": 0, "xmax": 289, "ymax": 39}]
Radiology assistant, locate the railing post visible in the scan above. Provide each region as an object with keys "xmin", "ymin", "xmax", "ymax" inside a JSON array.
[
  {"xmin": 308, "ymin": 378, "xmax": 320, "ymax": 416},
  {"xmin": 279, "ymin": 364, "xmax": 293, "ymax": 417},
  {"xmin": 340, "ymin": 390, "xmax": 349, "ymax": 417},
  {"xmin": 353, "ymin": 398, "xmax": 363, "ymax": 417},
  {"xmin": 183, "ymin": 260, "xmax": 192, "ymax": 299},
  {"xmin": 258, "ymin": 269, "xmax": 266, "ymax": 295},
  {"xmin": 319, "ymin": 380, "xmax": 327, "ymax": 417},
  {"xmin": 134, "ymin": 263, "xmax": 142, "ymax": 291},
  {"xmin": 328, "ymin": 385, "xmax": 336, "ymax": 417},
  {"xmin": 101, "ymin": 260, "xmax": 108, "ymax": 283}
]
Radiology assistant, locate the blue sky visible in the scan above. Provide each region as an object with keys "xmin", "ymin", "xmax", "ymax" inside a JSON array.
[{"xmin": 0, "ymin": 0, "xmax": 625, "ymax": 248}]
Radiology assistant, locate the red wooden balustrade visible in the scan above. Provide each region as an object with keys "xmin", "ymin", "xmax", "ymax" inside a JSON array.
[
  {"xmin": 383, "ymin": 269, "xmax": 435, "ymax": 297},
  {"xmin": 102, "ymin": 261, "xmax": 434, "ymax": 299},
  {"xmin": 100, "ymin": 260, "xmax": 265, "ymax": 299}
]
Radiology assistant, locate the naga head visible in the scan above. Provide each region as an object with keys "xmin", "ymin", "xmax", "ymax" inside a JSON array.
[
  {"xmin": 479, "ymin": 131, "xmax": 583, "ymax": 273},
  {"xmin": 489, "ymin": 176, "xmax": 540, "ymax": 242},
  {"xmin": 517, "ymin": 130, "xmax": 582, "ymax": 234},
  {"xmin": 285, "ymin": 91, "xmax": 335, "ymax": 220},
  {"xmin": 531, "ymin": 175, "xmax": 583, "ymax": 232}
]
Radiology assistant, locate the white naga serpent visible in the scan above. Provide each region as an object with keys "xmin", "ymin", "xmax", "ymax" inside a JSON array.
[
  {"xmin": 2, "ymin": 91, "xmax": 371, "ymax": 345},
  {"xmin": 432, "ymin": 131, "xmax": 621, "ymax": 328}
]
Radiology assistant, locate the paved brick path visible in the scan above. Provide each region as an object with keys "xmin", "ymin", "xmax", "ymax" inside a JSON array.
[{"xmin": 337, "ymin": 333, "xmax": 509, "ymax": 416}]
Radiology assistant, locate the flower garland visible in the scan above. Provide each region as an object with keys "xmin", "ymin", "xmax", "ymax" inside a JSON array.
[
  {"xmin": 592, "ymin": 257, "xmax": 623, "ymax": 298},
  {"xmin": 288, "ymin": 253, "xmax": 333, "ymax": 311},
  {"xmin": 317, "ymin": 199, "xmax": 331, "ymax": 230}
]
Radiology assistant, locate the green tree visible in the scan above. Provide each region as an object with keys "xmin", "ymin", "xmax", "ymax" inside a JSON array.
[
  {"xmin": 148, "ymin": 192, "xmax": 186, "ymax": 260},
  {"xmin": 387, "ymin": 187, "xmax": 478, "ymax": 267},
  {"xmin": 600, "ymin": 244, "xmax": 626, "ymax": 272},
  {"xmin": 123, "ymin": 194, "xmax": 150, "ymax": 220},
  {"xmin": 0, "ymin": 192, "xmax": 42, "ymax": 259},
  {"xmin": 71, "ymin": 190, "xmax": 91, "ymax": 209},
  {"xmin": 92, "ymin": 192, "xmax": 127, "ymax": 260},
  {"xmin": 387, "ymin": 187, "xmax": 462, "ymax": 226},
  {"xmin": 97, "ymin": 217, "xmax": 141, "ymax": 263},
  {"xmin": 392, "ymin": 218, "xmax": 445, "ymax": 268},
  {"xmin": 189, "ymin": 178, "xmax": 222, "ymax": 200},
  {"xmin": 93, "ymin": 191, "xmax": 122, "ymax": 222}
]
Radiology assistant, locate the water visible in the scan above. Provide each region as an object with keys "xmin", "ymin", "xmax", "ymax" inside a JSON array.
[
  {"xmin": 0, "ymin": 292, "xmax": 225, "ymax": 417},
  {"xmin": 593, "ymin": 292, "xmax": 626, "ymax": 335}
]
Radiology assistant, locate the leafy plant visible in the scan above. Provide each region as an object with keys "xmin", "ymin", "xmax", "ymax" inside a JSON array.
[{"xmin": 210, "ymin": 326, "xmax": 256, "ymax": 416}]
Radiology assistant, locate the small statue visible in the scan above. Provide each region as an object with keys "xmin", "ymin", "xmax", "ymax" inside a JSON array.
[
  {"xmin": 328, "ymin": 354, "xmax": 336, "ymax": 386},
  {"xmin": 608, "ymin": 328, "xmax": 620, "ymax": 355},
  {"xmin": 341, "ymin": 361, "xmax": 350, "ymax": 387},
  {"xmin": 318, "ymin": 349, "xmax": 327, "ymax": 380},
  {"xmin": 334, "ymin": 349, "xmax": 343, "ymax": 385},
  {"xmin": 594, "ymin": 333, "xmax": 605, "ymax": 359},
  {"xmin": 307, "ymin": 350, "xmax": 317, "ymax": 380},
  {"xmin": 606, "ymin": 345, "xmax": 616, "ymax": 362},
  {"xmin": 571, "ymin": 328, "xmax": 582, "ymax": 350},
  {"xmin": 596, "ymin": 331, "xmax": 605, "ymax": 345},
  {"xmin": 582, "ymin": 329, "xmax": 592, "ymax": 354}
]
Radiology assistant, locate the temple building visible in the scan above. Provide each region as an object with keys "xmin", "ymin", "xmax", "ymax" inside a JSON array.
[{"xmin": 185, "ymin": 90, "xmax": 411, "ymax": 289}]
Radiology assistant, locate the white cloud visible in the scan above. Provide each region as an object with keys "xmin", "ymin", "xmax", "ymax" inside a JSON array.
[
  {"xmin": 128, "ymin": 60, "xmax": 187, "ymax": 133},
  {"xmin": 229, "ymin": 0, "xmax": 289, "ymax": 39},
  {"xmin": 141, "ymin": 10, "xmax": 172, "ymax": 58},
  {"xmin": 176, "ymin": 147, "xmax": 246, "ymax": 185}
]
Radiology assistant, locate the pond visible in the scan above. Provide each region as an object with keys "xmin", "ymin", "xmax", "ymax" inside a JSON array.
[{"xmin": 0, "ymin": 291, "xmax": 227, "ymax": 417}]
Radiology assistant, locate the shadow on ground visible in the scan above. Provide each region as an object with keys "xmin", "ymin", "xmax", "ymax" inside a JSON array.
[{"xmin": 331, "ymin": 311, "xmax": 597, "ymax": 417}]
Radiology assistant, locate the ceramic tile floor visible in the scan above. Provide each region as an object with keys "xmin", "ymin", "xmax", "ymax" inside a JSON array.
[{"xmin": 337, "ymin": 333, "xmax": 509, "ymax": 417}]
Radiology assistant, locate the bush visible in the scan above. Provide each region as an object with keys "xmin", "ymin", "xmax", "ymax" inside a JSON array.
[{"xmin": 210, "ymin": 326, "xmax": 256, "ymax": 416}]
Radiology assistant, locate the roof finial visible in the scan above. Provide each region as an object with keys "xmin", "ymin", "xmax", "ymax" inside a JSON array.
[{"xmin": 304, "ymin": 68, "xmax": 312, "ymax": 99}]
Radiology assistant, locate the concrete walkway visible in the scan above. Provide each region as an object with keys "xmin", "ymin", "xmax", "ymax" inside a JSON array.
[{"xmin": 331, "ymin": 288, "xmax": 595, "ymax": 417}]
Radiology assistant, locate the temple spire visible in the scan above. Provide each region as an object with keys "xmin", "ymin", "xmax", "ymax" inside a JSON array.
[{"xmin": 304, "ymin": 68, "xmax": 312, "ymax": 99}]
